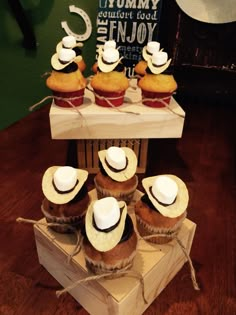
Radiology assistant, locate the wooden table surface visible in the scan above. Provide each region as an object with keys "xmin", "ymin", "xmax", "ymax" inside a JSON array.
[{"xmin": 0, "ymin": 100, "xmax": 235, "ymax": 315}]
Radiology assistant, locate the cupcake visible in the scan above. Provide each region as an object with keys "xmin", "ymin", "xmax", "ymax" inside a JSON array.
[
  {"xmin": 94, "ymin": 146, "xmax": 138, "ymax": 204},
  {"xmin": 90, "ymin": 48, "xmax": 129, "ymax": 107},
  {"xmin": 46, "ymin": 48, "xmax": 87, "ymax": 107},
  {"xmin": 41, "ymin": 166, "xmax": 90, "ymax": 233},
  {"xmin": 134, "ymin": 175, "xmax": 188, "ymax": 244},
  {"xmin": 138, "ymin": 51, "xmax": 177, "ymax": 108},
  {"xmin": 134, "ymin": 41, "xmax": 160, "ymax": 77},
  {"xmin": 82, "ymin": 196, "xmax": 138, "ymax": 274}
]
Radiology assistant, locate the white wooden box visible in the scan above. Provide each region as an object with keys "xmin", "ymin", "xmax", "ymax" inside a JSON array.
[
  {"xmin": 49, "ymin": 85, "xmax": 185, "ymax": 140},
  {"xmin": 34, "ymin": 190, "xmax": 196, "ymax": 315}
]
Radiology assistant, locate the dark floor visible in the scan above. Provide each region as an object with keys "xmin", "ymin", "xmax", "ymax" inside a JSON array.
[{"xmin": 0, "ymin": 87, "xmax": 236, "ymax": 314}]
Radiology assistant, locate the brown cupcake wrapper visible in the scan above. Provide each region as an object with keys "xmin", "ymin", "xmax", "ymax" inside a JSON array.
[
  {"xmin": 41, "ymin": 206, "xmax": 85, "ymax": 234},
  {"xmin": 136, "ymin": 212, "xmax": 187, "ymax": 244},
  {"xmin": 94, "ymin": 177, "xmax": 138, "ymax": 205},
  {"xmin": 84, "ymin": 250, "xmax": 137, "ymax": 275}
]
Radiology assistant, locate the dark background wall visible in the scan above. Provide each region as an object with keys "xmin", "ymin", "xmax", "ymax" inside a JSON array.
[
  {"xmin": 0, "ymin": 0, "xmax": 98, "ymax": 130},
  {"xmin": 0, "ymin": 0, "xmax": 235, "ymax": 130}
]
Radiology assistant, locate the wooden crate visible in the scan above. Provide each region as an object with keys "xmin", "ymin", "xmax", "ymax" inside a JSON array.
[
  {"xmin": 76, "ymin": 138, "xmax": 148, "ymax": 173},
  {"xmin": 49, "ymin": 83, "xmax": 185, "ymax": 140},
  {"xmin": 34, "ymin": 190, "xmax": 196, "ymax": 315}
]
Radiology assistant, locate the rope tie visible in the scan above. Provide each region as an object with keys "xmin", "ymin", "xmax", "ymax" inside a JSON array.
[
  {"xmin": 141, "ymin": 233, "xmax": 200, "ymax": 291},
  {"xmin": 55, "ymin": 269, "xmax": 148, "ymax": 304},
  {"xmin": 16, "ymin": 217, "xmax": 81, "ymax": 261}
]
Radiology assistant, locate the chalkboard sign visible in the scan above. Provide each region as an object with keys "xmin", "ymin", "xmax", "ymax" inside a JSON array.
[{"xmin": 96, "ymin": 0, "xmax": 163, "ymax": 77}]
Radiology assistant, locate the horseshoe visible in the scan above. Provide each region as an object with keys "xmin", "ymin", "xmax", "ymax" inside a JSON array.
[{"xmin": 61, "ymin": 5, "xmax": 92, "ymax": 42}]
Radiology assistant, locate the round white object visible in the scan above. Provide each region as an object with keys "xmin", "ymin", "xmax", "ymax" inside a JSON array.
[
  {"xmin": 102, "ymin": 48, "xmax": 119, "ymax": 63},
  {"xmin": 58, "ymin": 48, "xmax": 76, "ymax": 63},
  {"xmin": 106, "ymin": 146, "xmax": 126, "ymax": 170},
  {"xmin": 104, "ymin": 40, "xmax": 116, "ymax": 50},
  {"xmin": 62, "ymin": 35, "xmax": 76, "ymax": 48},
  {"xmin": 152, "ymin": 51, "xmax": 168, "ymax": 66},
  {"xmin": 152, "ymin": 175, "xmax": 178, "ymax": 205},
  {"xmin": 93, "ymin": 197, "xmax": 120, "ymax": 230},
  {"xmin": 53, "ymin": 166, "xmax": 77, "ymax": 192},
  {"xmin": 146, "ymin": 41, "xmax": 160, "ymax": 55}
]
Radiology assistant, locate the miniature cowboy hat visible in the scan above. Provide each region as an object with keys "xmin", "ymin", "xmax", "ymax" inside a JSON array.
[
  {"xmin": 98, "ymin": 146, "xmax": 137, "ymax": 182},
  {"xmin": 85, "ymin": 197, "xmax": 127, "ymax": 252},
  {"xmin": 147, "ymin": 51, "xmax": 172, "ymax": 74},
  {"xmin": 176, "ymin": 0, "xmax": 236, "ymax": 24},
  {"xmin": 97, "ymin": 47, "xmax": 123, "ymax": 73},
  {"xmin": 142, "ymin": 41, "xmax": 161, "ymax": 61},
  {"xmin": 98, "ymin": 39, "xmax": 117, "ymax": 54},
  {"xmin": 142, "ymin": 174, "xmax": 189, "ymax": 218},
  {"xmin": 56, "ymin": 35, "xmax": 83, "ymax": 53},
  {"xmin": 51, "ymin": 48, "xmax": 76, "ymax": 70},
  {"xmin": 42, "ymin": 166, "xmax": 88, "ymax": 204}
]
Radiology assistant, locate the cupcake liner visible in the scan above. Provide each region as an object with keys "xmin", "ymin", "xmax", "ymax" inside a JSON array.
[
  {"xmin": 135, "ymin": 211, "xmax": 187, "ymax": 244},
  {"xmin": 93, "ymin": 89, "xmax": 125, "ymax": 107},
  {"xmin": 94, "ymin": 176, "xmax": 138, "ymax": 205},
  {"xmin": 141, "ymin": 90, "xmax": 172, "ymax": 108},
  {"xmin": 84, "ymin": 249, "xmax": 137, "ymax": 275},
  {"xmin": 41, "ymin": 206, "xmax": 85, "ymax": 234},
  {"xmin": 52, "ymin": 88, "xmax": 85, "ymax": 107}
]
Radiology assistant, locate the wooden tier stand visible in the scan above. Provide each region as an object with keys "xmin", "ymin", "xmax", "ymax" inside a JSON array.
[
  {"xmin": 49, "ymin": 83, "xmax": 185, "ymax": 173},
  {"xmin": 34, "ymin": 190, "xmax": 196, "ymax": 315}
]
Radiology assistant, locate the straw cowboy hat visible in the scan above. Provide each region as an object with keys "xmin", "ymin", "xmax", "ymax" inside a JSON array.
[
  {"xmin": 98, "ymin": 146, "xmax": 137, "ymax": 182},
  {"xmin": 51, "ymin": 48, "xmax": 76, "ymax": 71},
  {"xmin": 42, "ymin": 166, "xmax": 88, "ymax": 204},
  {"xmin": 97, "ymin": 47, "xmax": 123, "ymax": 73},
  {"xmin": 85, "ymin": 197, "xmax": 127, "ymax": 252},
  {"xmin": 176, "ymin": 0, "xmax": 236, "ymax": 24},
  {"xmin": 147, "ymin": 51, "xmax": 172, "ymax": 75},
  {"xmin": 142, "ymin": 174, "xmax": 189, "ymax": 218}
]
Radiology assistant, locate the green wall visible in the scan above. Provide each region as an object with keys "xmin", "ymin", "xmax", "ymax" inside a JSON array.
[{"xmin": 0, "ymin": 1, "xmax": 98, "ymax": 130}]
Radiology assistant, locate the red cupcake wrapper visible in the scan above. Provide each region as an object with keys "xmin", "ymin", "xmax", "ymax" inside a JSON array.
[
  {"xmin": 53, "ymin": 89, "xmax": 85, "ymax": 108},
  {"xmin": 141, "ymin": 91, "xmax": 172, "ymax": 108},
  {"xmin": 93, "ymin": 89, "xmax": 125, "ymax": 107}
]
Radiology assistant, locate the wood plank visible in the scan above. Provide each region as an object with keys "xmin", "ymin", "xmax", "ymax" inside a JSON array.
[{"xmin": 49, "ymin": 85, "xmax": 185, "ymax": 140}]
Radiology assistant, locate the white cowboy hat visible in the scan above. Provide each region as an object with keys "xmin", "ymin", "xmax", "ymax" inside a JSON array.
[
  {"xmin": 176, "ymin": 0, "xmax": 236, "ymax": 24},
  {"xmin": 98, "ymin": 40, "xmax": 117, "ymax": 55},
  {"xmin": 142, "ymin": 41, "xmax": 161, "ymax": 61},
  {"xmin": 98, "ymin": 146, "xmax": 137, "ymax": 182},
  {"xmin": 85, "ymin": 197, "xmax": 127, "ymax": 252},
  {"xmin": 97, "ymin": 47, "xmax": 123, "ymax": 73},
  {"xmin": 142, "ymin": 174, "xmax": 189, "ymax": 218},
  {"xmin": 42, "ymin": 166, "xmax": 88, "ymax": 204},
  {"xmin": 56, "ymin": 35, "xmax": 83, "ymax": 53},
  {"xmin": 51, "ymin": 48, "xmax": 76, "ymax": 70},
  {"xmin": 147, "ymin": 51, "xmax": 172, "ymax": 74}
]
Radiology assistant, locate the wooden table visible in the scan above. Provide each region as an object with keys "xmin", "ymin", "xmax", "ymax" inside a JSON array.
[{"xmin": 0, "ymin": 100, "xmax": 235, "ymax": 315}]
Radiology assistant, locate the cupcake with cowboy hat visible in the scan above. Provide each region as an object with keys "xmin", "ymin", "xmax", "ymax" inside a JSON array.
[
  {"xmin": 41, "ymin": 166, "xmax": 91, "ymax": 233},
  {"xmin": 90, "ymin": 47, "xmax": 129, "ymax": 107},
  {"xmin": 94, "ymin": 146, "xmax": 138, "ymax": 204},
  {"xmin": 82, "ymin": 196, "xmax": 138, "ymax": 274},
  {"xmin": 138, "ymin": 51, "xmax": 177, "ymax": 108},
  {"xmin": 134, "ymin": 41, "xmax": 161, "ymax": 77},
  {"xmin": 56, "ymin": 35, "xmax": 86, "ymax": 72},
  {"xmin": 134, "ymin": 174, "xmax": 188, "ymax": 244},
  {"xmin": 46, "ymin": 48, "xmax": 87, "ymax": 108}
]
